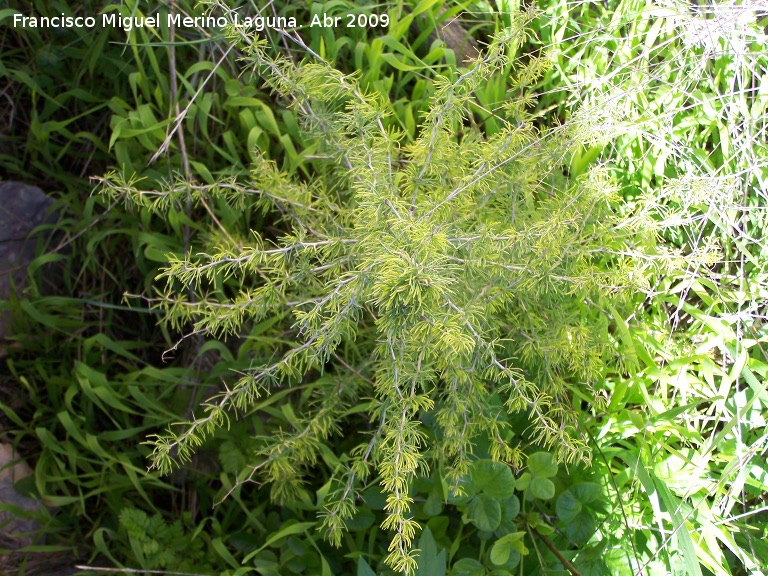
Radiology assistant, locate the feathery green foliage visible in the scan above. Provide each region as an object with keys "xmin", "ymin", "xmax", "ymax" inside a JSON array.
[
  {"xmin": 8, "ymin": 0, "xmax": 763, "ymax": 573},
  {"xmin": 96, "ymin": 9, "xmax": 715, "ymax": 572}
]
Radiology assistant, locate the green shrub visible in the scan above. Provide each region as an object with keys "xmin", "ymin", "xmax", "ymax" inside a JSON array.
[
  {"xmin": 6, "ymin": 0, "xmax": 766, "ymax": 574},
  {"xmin": 99, "ymin": 8, "xmax": 715, "ymax": 572}
]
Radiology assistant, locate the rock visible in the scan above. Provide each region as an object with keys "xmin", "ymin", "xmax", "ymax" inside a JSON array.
[
  {"xmin": 0, "ymin": 443, "xmax": 79, "ymax": 576},
  {"xmin": 0, "ymin": 185, "xmax": 76, "ymax": 572},
  {"xmin": 0, "ymin": 181, "xmax": 57, "ymax": 341},
  {"xmin": 0, "ymin": 442, "xmax": 42, "ymax": 549}
]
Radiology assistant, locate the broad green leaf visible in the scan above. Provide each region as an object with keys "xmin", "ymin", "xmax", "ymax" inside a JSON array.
[
  {"xmin": 652, "ymin": 474, "xmax": 704, "ymax": 576},
  {"xmin": 381, "ymin": 53, "xmax": 422, "ymax": 72},
  {"xmin": 212, "ymin": 537, "xmax": 240, "ymax": 570},
  {"xmin": 357, "ymin": 557, "xmax": 377, "ymax": 576},
  {"xmin": 565, "ymin": 513, "xmax": 596, "ymax": 544},
  {"xmin": 557, "ymin": 482, "xmax": 602, "ymax": 522},
  {"xmin": 242, "ymin": 522, "xmax": 316, "ymax": 563},
  {"xmin": 515, "ymin": 473, "xmax": 530, "ymax": 491},
  {"xmin": 321, "ymin": 555, "xmax": 332, "ymax": 576},
  {"xmin": 92, "ymin": 527, "xmax": 119, "ymax": 566},
  {"xmin": 556, "ymin": 490, "xmax": 583, "ymax": 523},
  {"xmin": 425, "ymin": 486, "xmax": 444, "ymax": 516},
  {"xmin": 490, "ymin": 532, "xmax": 525, "ymax": 566},
  {"xmin": 445, "ymin": 475, "xmax": 473, "ymax": 505},
  {"xmin": 557, "ymin": 482, "xmax": 604, "ymax": 542},
  {"xmin": 362, "ymin": 486, "xmax": 387, "ymax": 510},
  {"xmin": 426, "ymin": 516, "xmax": 450, "ymax": 541},
  {"xmin": 467, "ymin": 494, "xmax": 502, "ymax": 532},
  {"xmin": 570, "ymin": 482, "xmax": 601, "ymax": 503},
  {"xmin": 417, "ymin": 526, "xmax": 446, "ymax": 576},
  {"xmin": 451, "ymin": 558, "xmax": 485, "ymax": 576},
  {"xmin": 575, "ymin": 549, "xmax": 608, "ymax": 576},
  {"xmin": 412, "ymin": 0, "xmax": 443, "ymax": 18},
  {"xmin": 527, "ymin": 452, "xmax": 558, "ymax": 478},
  {"xmin": 190, "ymin": 160, "xmax": 214, "ymax": 185},
  {"xmin": 0, "ymin": 8, "xmax": 20, "ymax": 22},
  {"xmin": 529, "ymin": 477, "xmax": 555, "ymax": 500},
  {"xmin": 490, "ymin": 541, "xmax": 510, "ymax": 566},
  {"xmin": 471, "ymin": 460, "xmax": 516, "ymax": 499},
  {"xmin": 496, "ymin": 496, "xmax": 520, "ymax": 534},
  {"xmin": 347, "ymin": 507, "xmax": 376, "ymax": 531}
]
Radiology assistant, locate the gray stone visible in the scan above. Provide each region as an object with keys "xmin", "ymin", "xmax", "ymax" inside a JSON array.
[
  {"xmin": 0, "ymin": 181, "xmax": 57, "ymax": 340},
  {"xmin": 0, "ymin": 444, "xmax": 78, "ymax": 575},
  {"xmin": 0, "ymin": 443, "xmax": 42, "ymax": 548}
]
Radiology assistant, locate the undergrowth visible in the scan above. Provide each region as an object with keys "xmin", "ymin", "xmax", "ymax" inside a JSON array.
[{"xmin": 1, "ymin": 1, "xmax": 766, "ymax": 575}]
